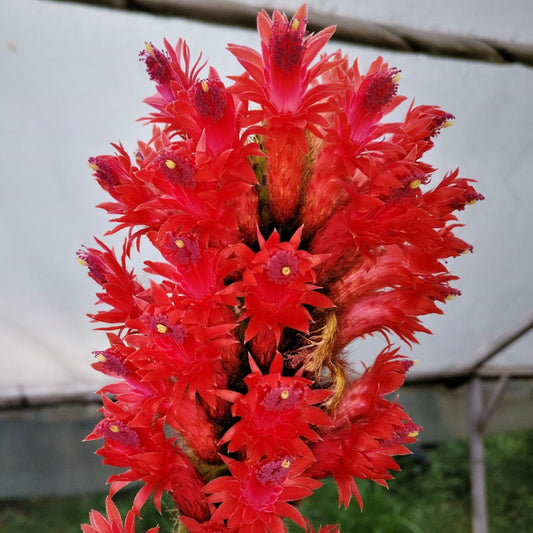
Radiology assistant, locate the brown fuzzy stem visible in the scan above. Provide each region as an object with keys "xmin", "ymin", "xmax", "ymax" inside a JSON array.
[{"xmin": 303, "ymin": 309, "xmax": 347, "ymax": 409}]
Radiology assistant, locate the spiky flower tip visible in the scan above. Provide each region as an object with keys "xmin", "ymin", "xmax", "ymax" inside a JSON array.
[{"xmin": 80, "ymin": 4, "xmax": 481, "ymax": 532}]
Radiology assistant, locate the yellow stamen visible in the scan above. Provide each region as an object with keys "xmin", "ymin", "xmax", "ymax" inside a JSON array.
[
  {"xmin": 156, "ymin": 324, "xmax": 168, "ymax": 334},
  {"xmin": 144, "ymin": 42, "xmax": 154, "ymax": 55},
  {"xmin": 280, "ymin": 389, "xmax": 290, "ymax": 400},
  {"xmin": 201, "ymin": 80, "xmax": 209, "ymax": 93},
  {"xmin": 291, "ymin": 19, "xmax": 300, "ymax": 31},
  {"xmin": 409, "ymin": 179, "xmax": 421, "ymax": 189},
  {"xmin": 392, "ymin": 72, "xmax": 402, "ymax": 83},
  {"xmin": 95, "ymin": 354, "xmax": 107, "ymax": 363},
  {"xmin": 165, "ymin": 159, "xmax": 176, "ymax": 169},
  {"xmin": 109, "ymin": 424, "xmax": 120, "ymax": 433},
  {"xmin": 408, "ymin": 430, "xmax": 419, "ymax": 438},
  {"xmin": 467, "ymin": 199, "xmax": 477, "ymax": 205},
  {"xmin": 412, "ymin": 359, "xmax": 419, "ymax": 365},
  {"xmin": 281, "ymin": 266, "xmax": 291, "ymax": 276},
  {"xmin": 77, "ymin": 257, "xmax": 88, "ymax": 267},
  {"xmin": 88, "ymin": 162, "xmax": 99, "ymax": 171},
  {"xmin": 175, "ymin": 239, "xmax": 185, "ymax": 248},
  {"xmin": 445, "ymin": 294, "xmax": 456, "ymax": 301},
  {"xmin": 281, "ymin": 459, "xmax": 291, "ymax": 468},
  {"xmin": 441, "ymin": 120, "xmax": 454, "ymax": 128}
]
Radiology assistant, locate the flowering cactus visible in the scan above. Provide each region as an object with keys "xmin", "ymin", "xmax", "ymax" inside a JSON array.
[{"xmin": 80, "ymin": 5, "xmax": 482, "ymax": 532}]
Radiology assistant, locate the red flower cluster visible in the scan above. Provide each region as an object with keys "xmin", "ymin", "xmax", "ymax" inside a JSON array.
[{"xmin": 80, "ymin": 5, "xmax": 481, "ymax": 532}]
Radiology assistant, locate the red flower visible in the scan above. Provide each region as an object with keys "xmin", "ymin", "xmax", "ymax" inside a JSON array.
[
  {"xmin": 77, "ymin": 240, "xmax": 144, "ymax": 330},
  {"xmin": 228, "ymin": 5, "xmax": 339, "ymax": 222},
  {"xmin": 139, "ymin": 42, "xmax": 172, "ymax": 86},
  {"xmin": 334, "ymin": 348, "xmax": 416, "ymax": 418},
  {"xmin": 299, "ymin": 56, "xmax": 406, "ymax": 234},
  {"xmin": 205, "ymin": 455, "xmax": 321, "ymax": 532},
  {"xmin": 87, "ymin": 410, "xmax": 209, "ymax": 520},
  {"xmin": 236, "ymin": 228, "xmax": 333, "ymax": 350},
  {"xmin": 307, "ymin": 348, "xmax": 421, "ymax": 508},
  {"xmin": 82, "ymin": 496, "xmax": 159, "ymax": 533},
  {"xmin": 185, "ymin": 71, "xmax": 239, "ymax": 156},
  {"xmin": 219, "ymin": 354, "xmax": 332, "ymax": 459},
  {"xmin": 228, "ymin": 5, "xmax": 336, "ymax": 118},
  {"xmin": 88, "ymin": 147, "xmax": 131, "ymax": 197},
  {"xmin": 125, "ymin": 307, "xmax": 233, "ymax": 411},
  {"xmin": 141, "ymin": 39, "xmax": 207, "ymax": 127},
  {"xmin": 337, "ymin": 58, "xmax": 404, "ymax": 147}
]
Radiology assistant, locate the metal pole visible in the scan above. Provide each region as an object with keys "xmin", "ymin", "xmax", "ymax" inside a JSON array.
[{"xmin": 469, "ymin": 376, "xmax": 488, "ymax": 533}]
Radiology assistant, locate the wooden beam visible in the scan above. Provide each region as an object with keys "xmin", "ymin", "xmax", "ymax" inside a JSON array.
[{"xmin": 469, "ymin": 376, "xmax": 488, "ymax": 533}]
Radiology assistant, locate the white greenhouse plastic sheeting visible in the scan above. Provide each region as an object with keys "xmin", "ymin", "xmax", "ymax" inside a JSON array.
[
  {"xmin": 236, "ymin": 0, "xmax": 533, "ymax": 45},
  {"xmin": 137, "ymin": 0, "xmax": 533, "ymax": 66},
  {"xmin": 1, "ymin": 1, "xmax": 532, "ymax": 407}
]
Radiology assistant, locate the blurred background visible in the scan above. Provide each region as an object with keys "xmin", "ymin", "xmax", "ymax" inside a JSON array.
[{"xmin": 1, "ymin": 0, "xmax": 532, "ymax": 531}]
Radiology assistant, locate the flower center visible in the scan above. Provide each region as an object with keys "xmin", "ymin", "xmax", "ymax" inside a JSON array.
[
  {"xmin": 380, "ymin": 423, "xmax": 422, "ymax": 449},
  {"xmin": 364, "ymin": 68, "xmax": 400, "ymax": 111},
  {"xmin": 103, "ymin": 420, "xmax": 140, "ymax": 448},
  {"xmin": 445, "ymin": 287, "xmax": 462, "ymax": 301},
  {"xmin": 256, "ymin": 457, "xmax": 292, "ymax": 485},
  {"xmin": 164, "ymin": 233, "xmax": 201, "ymax": 266},
  {"xmin": 429, "ymin": 112, "xmax": 455, "ymax": 137},
  {"xmin": 92, "ymin": 350, "xmax": 128, "ymax": 377},
  {"xmin": 139, "ymin": 42, "xmax": 171, "ymax": 85},
  {"xmin": 76, "ymin": 247, "xmax": 107, "ymax": 285},
  {"xmin": 464, "ymin": 191, "xmax": 485, "ymax": 205},
  {"xmin": 147, "ymin": 315, "xmax": 186, "ymax": 343},
  {"xmin": 157, "ymin": 151, "xmax": 196, "ymax": 188},
  {"xmin": 189, "ymin": 79, "xmax": 227, "ymax": 121},
  {"xmin": 241, "ymin": 457, "xmax": 292, "ymax": 511},
  {"xmin": 269, "ymin": 19, "xmax": 307, "ymax": 72},
  {"xmin": 265, "ymin": 250, "xmax": 299, "ymax": 284},
  {"xmin": 261, "ymin": 385, "xmax": 301, "ymax": 411},
  {"xmin": 88, "ymin": 157, "xmax": 120, "ymax": 190}
]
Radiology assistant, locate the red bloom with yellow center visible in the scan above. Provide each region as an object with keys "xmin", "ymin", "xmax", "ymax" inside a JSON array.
[
  {"xmin": 228, "ymin": 5, "xmax": 340, "ymax": 222},
  {"xmin": 307, "ymin": 348, "xmax": 421, "ymax": 508},
  {"xmin": 219, "ymin": 354, "xmax": 332, "ymax": 459},
  {"xmin": 228, "ymin": 4, "xmax": 337, "ymax": 116},
  {"xmin": 204, "ymin": 455, "xmax": 321, "ymax": 533},
  {"xmin": 236, "ymin": 228, "xmax": 333, "ymax": 346}
]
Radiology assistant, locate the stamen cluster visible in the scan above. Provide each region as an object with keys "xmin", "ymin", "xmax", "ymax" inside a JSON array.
[{"xmin": 80, "ymin": 5, "xmax": 481, "ymax": 533}]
